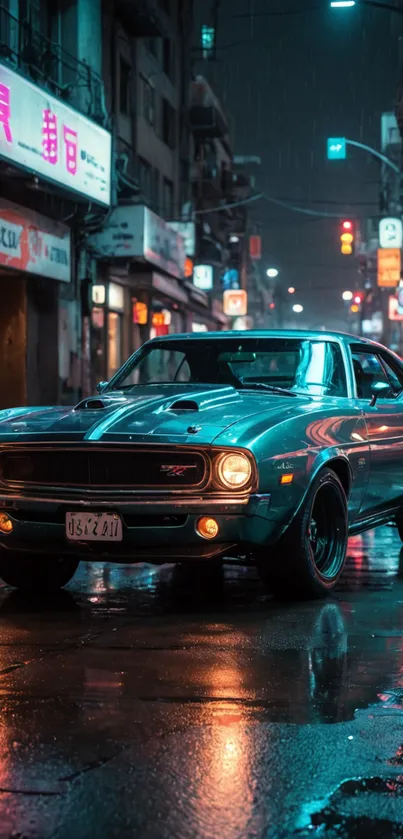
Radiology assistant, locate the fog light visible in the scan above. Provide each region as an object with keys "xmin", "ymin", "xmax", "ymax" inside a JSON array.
[
  {"xmin": 0, "ymin": 513, "xmax": 13, "ymax": 534},
  {"xmin": 196, "ymin": 516, "xmax": 219, "ymax": 540}
]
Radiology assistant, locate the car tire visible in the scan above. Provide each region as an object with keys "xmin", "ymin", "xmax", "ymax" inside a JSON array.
[
  {"xmin": 256, "ymin": 468, "xmax": 348, "ymax": 600},
  {"xmin": 0, "ymin": 554, "xmax": 80, "ymax": 592}
]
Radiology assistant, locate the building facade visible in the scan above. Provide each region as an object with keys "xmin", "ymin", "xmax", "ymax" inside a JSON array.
[{"xmin": 0, "ymin": 0, "xmax": 112, "ymax": 408}]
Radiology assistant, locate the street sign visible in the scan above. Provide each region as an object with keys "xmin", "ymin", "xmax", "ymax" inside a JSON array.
[
  {"xmin": 327, "ymin": 137, "xmax": 346, "ymax": 160},
  {"xmin": 379, "ymin": 218, "xmax": 403, "ymax": 249},
  {"xmin": 223, "ymin": 289, "xmax": 247, "ymax": 317},
  {"xmin": 377, "ymin": 248, "xmax": 401, "ymax": 288}
]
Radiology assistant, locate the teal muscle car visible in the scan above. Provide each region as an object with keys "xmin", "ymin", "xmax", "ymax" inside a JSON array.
[{"xmin": 0, "ymin": 330, "xmax": 402, "ymax": 599}]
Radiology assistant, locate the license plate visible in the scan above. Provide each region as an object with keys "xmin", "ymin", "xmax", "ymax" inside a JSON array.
[{"xmin": 66, "ymin": 512, "xmax": 123, "ymax": 542}]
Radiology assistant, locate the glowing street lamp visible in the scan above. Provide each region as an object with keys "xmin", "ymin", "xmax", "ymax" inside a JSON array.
[
  {"xmin": 342, "ymin": 290, "xmax": 353, "ymax": 301},
  {"xmin": 288, "ymin": 287, "xmax": 296, "ymax": 294},
  {"xmin": 293, "ymin": 304, "xmax": 304, "ymax": 314},
  {"xmin": 266, "ymin": 268, "xmax": 279, "ymax": 279}
]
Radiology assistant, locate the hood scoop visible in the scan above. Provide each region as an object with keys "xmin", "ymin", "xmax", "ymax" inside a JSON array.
[
  {"xmin": 74, "ymin": 398, "xmax": 107, "ymax": 410},
  {"xmin": 168, "ymin": 399, "xmax": 199, "ymax": 412}
]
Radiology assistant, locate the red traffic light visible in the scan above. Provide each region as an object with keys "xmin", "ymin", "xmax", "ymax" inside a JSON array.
[
  {"xmin": 342, "ymin": 220, "xmax": 353, "ymax": 231},
  {"xmin": 353, "ymin": 292, "xmax": 364, "ymax": 305}
]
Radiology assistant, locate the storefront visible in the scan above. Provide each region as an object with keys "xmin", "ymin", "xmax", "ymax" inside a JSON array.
[
  {"xmin": 0, "ymin": 59, "xmax": 112, "ymax": 407},
  {"xmin": 0, "ymin": 198, "xmax": 71, "ymax": 409},
  {"xmin": 89, "ymin": 205, "xmax": 188, "ymax": 385}
]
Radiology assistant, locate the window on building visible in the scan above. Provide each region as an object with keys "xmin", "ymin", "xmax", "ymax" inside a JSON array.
[
  {"xmin": 146, "ymin": 37, "xmax": 158, "ymax": 57},
  {"xmin": 152, "ymin": 169, "xmax": 160, "ymax": 213},
  {"xmin": 163, "ymin": 39, "xmax": 175, "ymax": 82},
  {"xmin": 119, "ymin": 57, "xmax": 131, "ymax": 115},
  {"xmin": 162, "ymin": 177, "xmax": 174, "ymax": 218},
  {"xmin": 138, "ymin": 157, "xmax": 153, "ymax": 203},
  {"xmin": 162, "ymin": 98, "xmax": 176, "ymax": 149},
  {"xmin": 141, "ymin": 75, "xmax": 156, "ymax": 127},
  {"xmin": 159, "ymin": 0, "xmax": 172, "ymax": 13}
]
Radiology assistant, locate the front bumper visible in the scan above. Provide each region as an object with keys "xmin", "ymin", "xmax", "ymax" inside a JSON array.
[{"xmin": 0, "ymin": 492, "xmax": 275, "ymax": 562}]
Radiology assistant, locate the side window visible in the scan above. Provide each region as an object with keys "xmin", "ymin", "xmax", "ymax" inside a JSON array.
[
  {"xmin": 379, "ymin": 354, "xmax": 403, "ymax": 394},
  {"xmin": 351, "ymin": 351, "xmax": 391, "ymax": 399}
]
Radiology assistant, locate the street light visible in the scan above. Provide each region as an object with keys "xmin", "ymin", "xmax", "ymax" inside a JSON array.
[
  {"xmin": 267, "ymin": 268, "xmax": 279, "ymax": 279},
  {"xmin": 293, "ymin": 304, "xmax": 304, "ymax": 314},
  {"xmin": 330, "ymin": 1, "xmax": 403, "ymax": 15},
  {"xmin": 342, "ymin": 290, "xmax": 353, "ymax": 301},
  {"xmin": 288, "ymin": 287, "xmax": 296, "ymax": 294}
]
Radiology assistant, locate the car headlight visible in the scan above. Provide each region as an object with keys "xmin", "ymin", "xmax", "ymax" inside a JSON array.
[{"xmin": 216, "ymin": 453, "xmax": 252, "ymax": 489}]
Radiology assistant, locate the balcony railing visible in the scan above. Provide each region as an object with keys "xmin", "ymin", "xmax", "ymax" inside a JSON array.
[
  {"xmin": 0, "ymin": 5, "xmax": 107, "ymax": 124},
  {"xmin": 190, "ymin": 77, "xmax": 229, "ymax": 140}
]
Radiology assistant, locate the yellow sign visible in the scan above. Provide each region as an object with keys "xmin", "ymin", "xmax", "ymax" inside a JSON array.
[{"xmin": 377, "ymin": 248, "xmax": 401, "ymax": 288}]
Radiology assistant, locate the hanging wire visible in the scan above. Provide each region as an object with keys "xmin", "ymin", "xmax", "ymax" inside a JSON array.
[{"xmin": 194, "ymin": 192, "xmax": 360, "ymax": 219}]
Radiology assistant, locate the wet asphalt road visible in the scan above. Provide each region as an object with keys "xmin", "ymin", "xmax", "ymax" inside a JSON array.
[{"xmin": 1, "ymin": 531, "xmax": 403, "ymax": 837}]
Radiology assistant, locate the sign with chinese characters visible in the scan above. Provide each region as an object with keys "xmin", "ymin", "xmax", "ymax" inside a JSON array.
[
  {"xmin": 0, "ymin": 64, "xmax": 111, "ymax": 206},
  {"xmin": 377, "ymin": 248, "xmax": 401, "ymax": 288},
  {"xmin": 0, "ymin": 197, "xmax": 70, "ymax": 282},
  {"xmin": 379, "ymin": 218, "xmax": 403, "ymax": 249},
  {"xmin": 167, "ymin": 221, "xmax": 195, "ymax": 256},
  {"xmin": 223, "ymin": 289, "xmax": 248, "ymax": 317},
  {"xmin": 193, "ymin": 264, "xmax": 213, "ymax": 290},
  {"xmin": 89, "ymin": 205, "xmax": 186, "ymax": 280}
]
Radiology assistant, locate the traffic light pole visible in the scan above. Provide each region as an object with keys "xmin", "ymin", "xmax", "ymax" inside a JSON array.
[{"xmin": 345, "ymin": 139, "xmax": 401, "ymax": 175}]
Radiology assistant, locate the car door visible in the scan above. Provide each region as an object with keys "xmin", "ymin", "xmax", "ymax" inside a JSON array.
[{"xmin": 351, "ymin": 345, "xmax": 403, "ymax": 516}]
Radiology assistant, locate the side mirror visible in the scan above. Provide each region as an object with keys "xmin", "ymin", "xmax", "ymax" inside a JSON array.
[
  {"xmin": 370, "ymin": 381, "xmax": 391, "ymax": 407},
  {"xmin": 96, "ymin": 381, "xmax": 108, "ymax": 395}
]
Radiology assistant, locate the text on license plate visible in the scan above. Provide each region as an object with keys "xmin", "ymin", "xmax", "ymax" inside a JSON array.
[{"xmin": 66, "ymin": 512, "xmax": 123, "ymax": 542}]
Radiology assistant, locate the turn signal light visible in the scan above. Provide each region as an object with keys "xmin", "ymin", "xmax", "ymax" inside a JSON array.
[
  {"xmin": 0, "ymin": 513, "xmax": 13, "ymax": 534},
  {"xmin": 196, "ymin": 517, "xmax": 219, "ymax": 540},
  {"xmin": 280, "ymin": 474, "xmax": 294, "ymax": 485}
]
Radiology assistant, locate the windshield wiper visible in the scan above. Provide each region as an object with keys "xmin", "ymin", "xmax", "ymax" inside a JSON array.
[{"xmin": 240, "ymin": 382, "xmax": 297, "ymax": 397}]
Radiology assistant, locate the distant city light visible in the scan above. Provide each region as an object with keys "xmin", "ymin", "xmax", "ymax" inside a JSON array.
[
  {"xmin": 330, "ymin": 1, "xmax": 356, "ymax": 7},
  {"xmin": 288, "ymin": 287, "xmax": 296, "ymax": 294},
  {"xmin": 293, "ymin": 304, "xmax": 304, "ymax": 314},
  {"xmin": 342, "ymin": 290, "xmax": 353, "ymax": 301},
  {"xmin": 230, "ymin": 236, "xmax": 239, "ymax": 243},
  {"xmin": 267, "ymin": 268, "xmax": 279, "ymax": 279}
]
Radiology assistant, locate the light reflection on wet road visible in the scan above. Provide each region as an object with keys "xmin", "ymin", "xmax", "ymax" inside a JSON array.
[{"xmin": 0, "ymin": 528, "xmax": 403, "ymax": 837}]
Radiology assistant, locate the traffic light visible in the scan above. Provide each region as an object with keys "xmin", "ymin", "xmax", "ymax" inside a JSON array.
[
  {"xmin": 350, "ymin": 291, "xmax": 364, "ymax": 315},
  {"xmin": 340, "ymin": 220, "xmax": 354, "ymax": 255}
]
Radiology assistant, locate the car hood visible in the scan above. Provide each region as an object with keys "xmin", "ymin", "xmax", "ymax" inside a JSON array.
[{"xmin": 0, "ymin": 384, "xmax": 309, "ymax": 445}]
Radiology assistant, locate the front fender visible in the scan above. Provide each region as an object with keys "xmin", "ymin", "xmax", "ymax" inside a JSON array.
[{"xmin": 263, "ymin": 445, "xmax": 369, "ymax": 544}]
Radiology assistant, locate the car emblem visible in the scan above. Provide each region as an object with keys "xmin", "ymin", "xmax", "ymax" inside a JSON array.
[{"xmin": 160, "ymin": 465, "xmax": 197, "ymax": 477}]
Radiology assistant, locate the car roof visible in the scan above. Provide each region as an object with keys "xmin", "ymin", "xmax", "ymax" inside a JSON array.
[{"xmin": 146, "ymin": 329, "xmax": 378, "ymax": 347}]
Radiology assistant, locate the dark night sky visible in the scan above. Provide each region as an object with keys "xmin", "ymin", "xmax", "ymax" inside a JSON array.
[{"xmin": 193, "ymin": 0, "xmax": 401, "ymax": 329}]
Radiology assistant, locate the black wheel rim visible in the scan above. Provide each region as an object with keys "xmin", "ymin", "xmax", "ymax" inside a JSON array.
[{"xmin": 308, "ymin": 483, "xmax": 346, "ymax": 581}]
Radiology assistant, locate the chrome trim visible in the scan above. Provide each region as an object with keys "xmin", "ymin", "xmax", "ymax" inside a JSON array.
[{"xmin": 0, "ymin": 492, "xmax": 252, "ymax": 508}]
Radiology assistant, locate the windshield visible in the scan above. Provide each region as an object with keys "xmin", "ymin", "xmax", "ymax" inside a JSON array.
[{"xmin": 108, "ymin": 338, "xmax": 347, "ymax": 397}]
